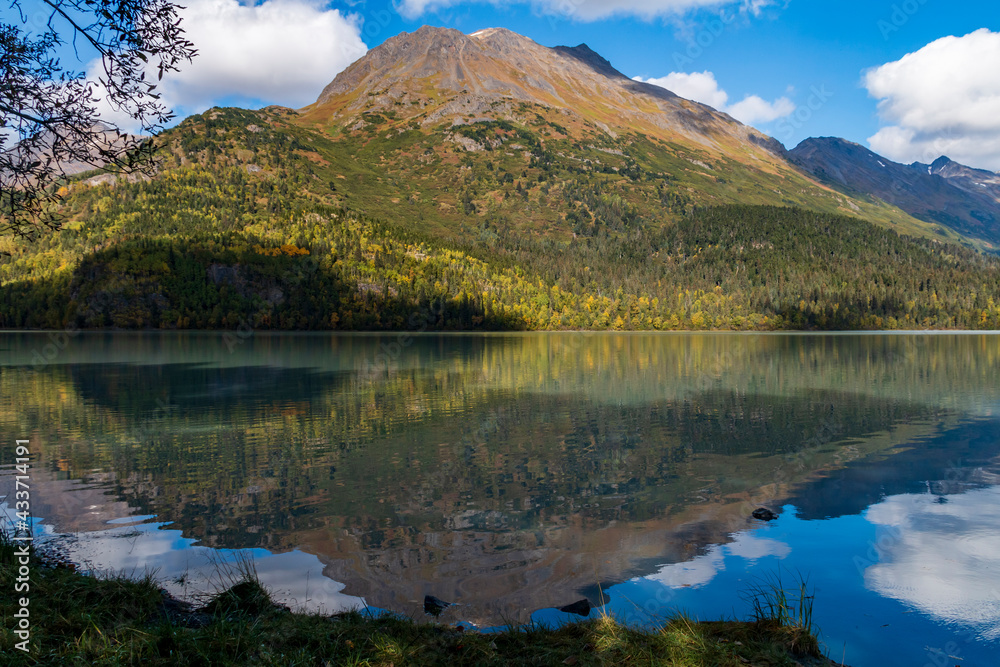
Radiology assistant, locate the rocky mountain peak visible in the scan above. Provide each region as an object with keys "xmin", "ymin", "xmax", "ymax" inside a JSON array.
[
  {"xmin": 916, "ymin": 155, "xmax": 1000, "ymax": 205},
  {"xmin": 790, "ymin": 138, "xmax": 1000, "ymax": 243},
  {"xmin": 930, "ymin": 155, "xmax": 954, "ymax": 171},
  {"xmin": 309, "ymin": 25, "xmax": 785, "ymax": 158}
]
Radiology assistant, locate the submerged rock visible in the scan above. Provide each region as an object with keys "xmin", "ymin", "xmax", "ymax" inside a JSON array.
[{"xmin": 751, "ymin": 507, "xmax": 778, "ymax": 521}]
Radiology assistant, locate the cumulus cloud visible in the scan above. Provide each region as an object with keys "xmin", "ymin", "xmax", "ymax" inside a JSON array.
[
  {"xmin": 37, "ymin": 514, "xmax": 367, "ymax": 614},
  {"xmin": 638, "ymin": 71, "xmax": 729, "ymax": 109},
  {"xmin": 865, "ymin": 29, "xmax": 1000, "ymax": 172},
  {"xmin": 863, "ymin": 487, "xmax": 1000, "ymax": 640},
  {"xmin": 634, "ymin": 71, "xmax": 795, "ymax": 126},
  {"xmin": 726, "ymin": 94, "xmax": 795, "ymax": 124},
  {"xmin": 647, "ymin": 546, "xmax": 725, "ymax": 588},
  {"xmin": 724, "ymin": 533, "xmax": 791, "ymax": 561},
  {"xmin": 646, "ymin": 531, "xmax": 790, "ymax": 589},
  {"xmin": 92, "ymin": 0, "xmax": 367, "ymax": 128},
  {"xmin": 397, "ymin": 0, "xmax": 775, "ymax": 22}
]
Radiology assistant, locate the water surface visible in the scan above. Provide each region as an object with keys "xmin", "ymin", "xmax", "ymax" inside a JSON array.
[{"xmin": 2, "ymin": 332, "xmax": 999, "ymax": 666}]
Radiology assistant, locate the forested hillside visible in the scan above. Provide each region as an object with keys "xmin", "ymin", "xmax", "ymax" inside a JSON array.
[
  {"xmin": 1, "ymin": 106, "xmax": 999, "ymax": 331},
  {"xmin": 6, "ymin": 26, "xmax": 1000, "ymax": 333}
]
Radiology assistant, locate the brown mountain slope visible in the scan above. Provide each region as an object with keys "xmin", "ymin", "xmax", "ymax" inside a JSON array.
[{"xmin": 309, "ymin": 26, "xmax": 783, "ymax": 160}]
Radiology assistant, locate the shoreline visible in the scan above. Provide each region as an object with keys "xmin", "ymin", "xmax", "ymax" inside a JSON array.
[{"xmin": 0, "ymin": 533, "xmax": 845, "ymax": 666}]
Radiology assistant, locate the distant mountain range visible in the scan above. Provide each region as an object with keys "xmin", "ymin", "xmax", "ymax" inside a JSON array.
[{"xmin": 790, "ymin": 138, "xmax": 1000, "ymax": 247}]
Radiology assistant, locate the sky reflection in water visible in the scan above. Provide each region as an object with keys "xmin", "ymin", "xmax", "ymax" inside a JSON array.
[{"xmin": 2, "ymin": 331, "xmax": 999, "ymax": 666}]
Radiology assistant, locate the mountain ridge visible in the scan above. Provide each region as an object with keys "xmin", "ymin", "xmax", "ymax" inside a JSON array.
[
  {"xmin": 790, "ymin": 137, "xmax": 1000, "ymax": 246},
  {"xmin": 914, "ymin": 156, "xmax": 1000, "ymax": 204}
]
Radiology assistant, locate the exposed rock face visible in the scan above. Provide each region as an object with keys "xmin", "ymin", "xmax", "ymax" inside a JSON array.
[
  {"xmin": 790, "ymin": 137, "xmax": 1000, "ymax": 244},
  {"xmin": 310, "ymin": 26, "xmax": 785, "ymax": 159}
]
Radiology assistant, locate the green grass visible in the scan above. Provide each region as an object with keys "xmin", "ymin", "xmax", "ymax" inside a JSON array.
[
  {"xmin": 742, "ymin": 570, "xmax": 819, "ymax": 657},
  {"xmin": 0, "ymin": 527, "xmax": 840, "ymax": 666}
]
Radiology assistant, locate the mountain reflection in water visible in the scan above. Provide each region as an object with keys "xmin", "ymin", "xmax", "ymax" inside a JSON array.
[{"xmin": 1, "ymin": 332, "xmax": 999, "ymax": 666}]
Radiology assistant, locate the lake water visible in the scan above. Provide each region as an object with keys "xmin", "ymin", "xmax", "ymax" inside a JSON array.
[{"xmin": 2, "ymin": 332, "xmax": 999, "ymax": 666}]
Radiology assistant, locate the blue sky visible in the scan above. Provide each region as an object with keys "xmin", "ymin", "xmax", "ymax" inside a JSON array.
[{"xmin": 41, "ymin": 0, "xmax": 1000, "ymax": 169}]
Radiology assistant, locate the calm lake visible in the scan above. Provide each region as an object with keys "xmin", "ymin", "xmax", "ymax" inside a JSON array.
[{"xmin": 2, "ymin": 332, "xmax": 999, "ymax": 665}]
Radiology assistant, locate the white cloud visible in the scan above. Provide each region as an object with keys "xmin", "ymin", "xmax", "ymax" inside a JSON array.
[
  {"xmin": 863, "ymin": 487, "xmax": 1000, "ymax": 640},
  {"xmin": 634, "ymin": 71, "xmax": 795, "ymax": 127},
  {"xmin": 62, "ymin": 520, "xmax": 367, "ymax": 613},
  {"xmin": 638, "ymin": 71, "xmax": 730, "ymax": 109},
  {"xmin": 865, "ymin": 29, "xmax": 1000, "ymax": 172},
  {"xmin": 724, "ymin": 533, "xmax": 791, "ymax": 560},
  {"xmin": 726, "ymin": 94, "xmax": 795, "ymax": 124},
  {"xmin": 397, "ymin": 0, "xmax": 775, "ymax": 22},
  {"xmin": 645, "ymin": 531, "xmax": 790, "ymax": 589},
  {"xmin": 647, "ymin": 545, "xmax": 725, "ymax": 588},
  {"xmin": 92, "ymin": 0, "xmax": 367, "ymax": 127}
]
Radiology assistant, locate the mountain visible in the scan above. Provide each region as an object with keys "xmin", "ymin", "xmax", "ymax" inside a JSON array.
[
  {"xmin": 4, "ymin": 27, "xmax": 1000, "ymax": 332},
  {"xmin": 916, "ymin": 156, "xmax": 1000, "ymax": 205},
  {"xmin": 790, "ymin": 137, "xmax": 1000, "ymax": 248},
  {"xmin": 294, "ymin": 26, "xmax": 959, "ymax": 244},
  {"xmin": 309, "ymin": 26, "xmax": 784, "ymax": 156}
]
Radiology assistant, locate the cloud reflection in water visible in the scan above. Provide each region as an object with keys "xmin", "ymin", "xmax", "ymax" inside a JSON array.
[{"xmin": 864, "ymin": 487, "xmax": 1000, "ymax": 640}]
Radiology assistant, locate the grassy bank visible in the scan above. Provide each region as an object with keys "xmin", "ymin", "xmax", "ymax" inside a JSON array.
[{"xmin": 0, "ymin": 531, "xmax": 840, "ymax": 666}]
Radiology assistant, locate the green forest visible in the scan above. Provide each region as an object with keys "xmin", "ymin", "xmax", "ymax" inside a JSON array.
[{"xmin": 2, "ymin": 106, "xmax": 1000, "ymax": 331}]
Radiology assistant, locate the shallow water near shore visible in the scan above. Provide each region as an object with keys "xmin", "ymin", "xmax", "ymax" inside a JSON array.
[{"xmin": 2, "ymin": 331, "xmax": 999, "ymax": 666}]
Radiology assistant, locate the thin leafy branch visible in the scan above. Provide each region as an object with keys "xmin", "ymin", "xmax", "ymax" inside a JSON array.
[{"xmin": 1, "ymin": 0, "xmax": 196, "ymax": 241}]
